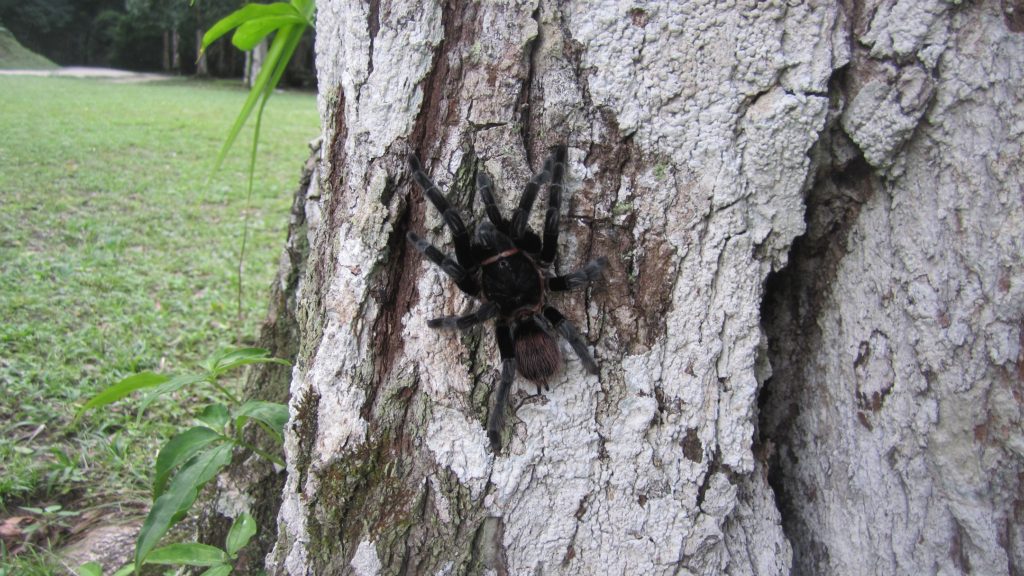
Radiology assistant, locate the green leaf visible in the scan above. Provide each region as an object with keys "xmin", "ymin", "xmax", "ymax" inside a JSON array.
[
  {"xmin": 77, "ymin": 372, "xmax": 169, "ymax": 417},
  {"xmin": 225, "ymin": 512, "xmax": 257, "ymax": 557},
  {"xmin": 198, "ymin": 403, "xmax": 230, "ymax": 431},
  {"xmin": 232, "ymin": 15, "xmax": 306, "ymax": 51},
  {"xmin": 154, "ymin": 426, "xmax": 223, "ymax": 497},
  {"xmin": 144, "ymin": 543, "xmax": 229, "ymax": 566},
  {"xmin": 77, "ymin": 562, "xmax": 102, "ymax": 576},
  {"xmin": 173, "ymin": 443, "xmax": 234, "ymax": 504},
  {"xmin": 111, "ymin": 564, "xmax": 134, "ymax": 576},
  {"xmin": 210, "ymin": 22, "xmax": 306, "ymax": 173},
  {"xmin": 234, "ymin": 401, "xmax": 289, "ymax": 442},
  {"xmin": 135, "ymin": 444, "xmax": 233, "ymax": 570},
  {"xmin": 201, "ymin": 2, "xmax": 303, "ymax": 51},
  {"xmin": 290, "ymin": 0, "xmax": 316, "ymax": 19},
  {"xmin": 136, "ymin": 491, "xmax": 189, "ymax": 571},
  {"xmin": 200, "ymin": 565, "xmax": 233, "ymax": 576},
  {"xmin": 203, "ymin": 347, "xmax": 290, "ymax": 378},
  {"xmin": 136, "ymin": 373, "xmax": 206, "ymax": 422}
]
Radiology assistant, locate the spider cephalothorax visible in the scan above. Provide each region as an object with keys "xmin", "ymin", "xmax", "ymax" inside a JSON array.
[{"xmin": 407, "ymin": 146, "xmax": 607, "ymax": 450}]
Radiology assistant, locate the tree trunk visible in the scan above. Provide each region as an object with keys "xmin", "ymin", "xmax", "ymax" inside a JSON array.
[
  {"xmin": 250, "ymin": 1, "xmax": 1022, "ymax": 574},
  {"xmin": 162, "ymin": 30, "xmax": 171, "ymax": 72},
  {"xmin": 246, "ymin": 40, "xmax": 269, "ymax": 88},
  {"xmin": 172, "ymin": 28, "xmax": 181, "ymax": 73},
  {"xmin": 196, "ymin": 29, "xmax": 209, "ymax": 77}
]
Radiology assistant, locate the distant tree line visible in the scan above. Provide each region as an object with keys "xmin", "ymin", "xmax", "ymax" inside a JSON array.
[{"xmin": 0, "ymin": 0, "xmax": 314, "ymax": 85}]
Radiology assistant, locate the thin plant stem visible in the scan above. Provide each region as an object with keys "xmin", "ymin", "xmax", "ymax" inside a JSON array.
[
  {"xmin": 233, "ymin": 438, "xmax": 284, "ymax": 467},
  {"xmin": 210, "ymin": 378, "xmax": 241, "ymax": 406},
  {"xmin": 236, "ymin": 92, "xmax": 270, "ymax": 342}
]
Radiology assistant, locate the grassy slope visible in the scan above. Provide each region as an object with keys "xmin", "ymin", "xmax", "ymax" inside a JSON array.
[
  {"xmin": 0, "ymin": 26, "xmax": 58, "ymax": 70},
  {"xmin": 0, "ymin": 75, "xmax": 318, "ymax": 530}
]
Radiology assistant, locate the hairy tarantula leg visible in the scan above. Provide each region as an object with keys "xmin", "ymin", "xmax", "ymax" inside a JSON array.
[
  {"xmin": 407, "ymin": 232, "xmax": 480, "ymax": 296},
  {"xmin": 547, "ymin": 257, "xmax": 609, "ymax": 292},
  {"xmin": 487, "ymin": 322, "xmax": 517, "ymax": 451},
  {"xmin": 427, "ymin": 302, "xmax": 498, "ymax": 330},
  {"xmin": 510, "ymin": 153, "xmax": 556, "ymax": 241},
  {"xmin": 476, "ymin": 171, "xmax": 507, "ymax": 229},
  {"xmin": 408, "ymin": 154, "xmax": 478, "ymax": 269},
  {"xmin": 539, "ymin": 145, "xmax": 568, "ymax": 266},
  {"xmin": 542, "ymin": 306, "xmax": 599, "ymax": 375}
]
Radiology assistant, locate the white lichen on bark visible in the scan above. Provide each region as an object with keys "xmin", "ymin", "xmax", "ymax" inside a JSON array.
[{"xmin": 350, "ymin": 539, "xmax": 384, "ymax": 575}]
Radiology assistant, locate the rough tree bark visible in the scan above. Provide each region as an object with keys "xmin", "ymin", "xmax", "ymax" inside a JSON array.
[
  {"xmin": 760, "ymin": 2, "xmax": 1024, "ymax": 575},
  {"xmin": 208, "ymin": 1, "xmax": 1022, "ymax": 574}
]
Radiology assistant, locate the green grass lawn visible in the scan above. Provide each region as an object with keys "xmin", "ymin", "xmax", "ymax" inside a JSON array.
[{"xmin": 0, "ymin": 75, "xmax": 318, "ymax": 567}]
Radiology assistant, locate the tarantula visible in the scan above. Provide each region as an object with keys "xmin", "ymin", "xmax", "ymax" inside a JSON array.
[{"xmin": 407, "ymin": 145, "xmax": 607, "ymax": 450}]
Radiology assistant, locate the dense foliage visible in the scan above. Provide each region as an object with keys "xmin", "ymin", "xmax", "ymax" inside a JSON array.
[{"xmin": 0, "ymin": 0, "xmax": 313, "ymax": 81}]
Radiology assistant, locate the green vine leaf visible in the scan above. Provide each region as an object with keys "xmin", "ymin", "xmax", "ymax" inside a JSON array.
[
  {"xmin": 135, "ymin": 443, "xmax": 233, "ymax": 570},
  {"xmin": 200, "ymin": 3, "xmax": 305, "ymax": 52},
  {"xmin": 136, "ymin": 373, "xmax": 207, "ymax": 422},
  {"xmin": 225, "ymin": 512, "xmax": 257, "ymax": 557},
  {"xmin": 153, "ymin": 426, "xmax": 224, "ymax": 497},
  {"xmin": 233, "ymin": 14, "xmax": 307, "ymax": 50},
  {"xmin": 234, "ymin": 401, "xmax": 289, "ymax": 443},
  {"xmin": 203, "ymin": 347, "xmax": 290, "ymax": 379},
  {"xmin": 198, "ymin": 403, "xmax": 231, "ymax": 431},
  {"xmin": 76, "ymin": 372, "xmax": 169, "ymax": 420},
  {"xmin": 145, "ymin": 542, "xmax": 229, "ymax": 566}
]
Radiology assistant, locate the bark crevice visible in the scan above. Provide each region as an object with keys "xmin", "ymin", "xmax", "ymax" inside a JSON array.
[{"xmin": 759, "ymin": 121, "xmax": 877, "ymax": 574}]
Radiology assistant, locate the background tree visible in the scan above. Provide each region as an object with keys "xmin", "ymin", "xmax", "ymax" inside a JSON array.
[
  {"xmin": 0, "ymin": 0, "xmax": 261, "ymax": 75},
  {"xmin": 200, "ymin": 1, "xmax": 1023, "ymax": 574},
  {"xmin": 125, "ymin": 0, "xmax": 196, "ymax": 72}
]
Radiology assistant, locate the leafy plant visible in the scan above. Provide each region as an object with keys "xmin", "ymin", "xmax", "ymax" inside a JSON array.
[
  {"xmin": 16, "ymin": 504, "xmax": 80, "ymax": 545},
  {"xmin": 197, "ymin": 0, "xmax": 316, "ymax": 328},
  {"xmin": 77, "ymin": 347, "xmax": 289, "ymax": 574},
  {"xmin": 77, "ymin": 512, "xmax": 256, "ymax": 576},
  {"xmin": 43, "ymin": 446, "xmax": 87, "ymax": 496},
  {"xmin": 199, "ymin": 0, "xmax": 314, "ymax": 172}
]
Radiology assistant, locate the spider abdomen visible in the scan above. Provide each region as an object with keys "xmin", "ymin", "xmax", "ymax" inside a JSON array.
[{"xmin": 513, "ymin": 321, "xmax": 562, "ymax": 383}]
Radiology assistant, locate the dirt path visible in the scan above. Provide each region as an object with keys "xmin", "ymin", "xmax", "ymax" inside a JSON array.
[{"xmin": 0, "ymin": 66, "xmax": 174, "ymax": 83}]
